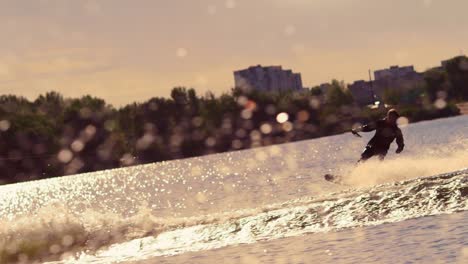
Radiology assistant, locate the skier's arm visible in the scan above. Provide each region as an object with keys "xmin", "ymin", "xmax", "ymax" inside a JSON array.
[
  {"xmin": 353, "ymin": 121, "xmax": 377, "ymax": 133},
  {"xmin": 395, "ymin": 128, "xmax": 404, "ymax": 153}
]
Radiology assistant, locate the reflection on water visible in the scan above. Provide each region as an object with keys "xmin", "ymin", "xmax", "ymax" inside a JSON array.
[
  {"xmin": 148, "ymin": 210, "xmax": 468, "ymax": 264},
  {"xmin": 0, "ymin": 116, "xmax": 467, "ymax": 263}
]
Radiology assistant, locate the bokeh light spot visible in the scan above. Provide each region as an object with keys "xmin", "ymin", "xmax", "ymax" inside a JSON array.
[
  {"xmin": 71, "ymin": 140, "xmax": 85, "ymax": 152},
  {"xmin": 309, "ymin": 98, "xmax": 321, "ymax": 109},
  {"xmin": 260, "ymin": 123, "xmax": 272, "ymax": 134},
  {"xmin": 276, "ymin": 112, "xmax": 289, "ymax": 124},
  {"xmin": 434, "ymin": 99, "xmax": 447, "ymax": 109},
  {"xmin": 297, "ymin": 110, "xmax": 310, "ymax": 122},
  {"xmin": 0, "ymin": 120, "xmax": 11, "ymax": 131},
  {"xmin": 397, "ymin": 116, "xmax": 409, "ymax": 127},
  {"xmin": 58, "ymin": 149, "xmax": 73, "ymax": 163},
  {"xmin": 282, "ymin": 121, "xmax": 293, "ymax": 132},
  {"xmin": 237, "ymin": 96, "xmax": 248, "ymax": 106},
  {"xmin": 241, "ymin": 109, "xmax": 253, "ymax": 119}
]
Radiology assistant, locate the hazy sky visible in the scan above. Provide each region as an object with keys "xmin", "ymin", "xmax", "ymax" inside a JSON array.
[{"xmin": 0, "ymin": 0, "xmax": 467, "ymax": 106}]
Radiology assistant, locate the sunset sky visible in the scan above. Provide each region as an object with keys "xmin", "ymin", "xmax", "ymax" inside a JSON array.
[{"xmin": 0, "ymin": 0, "xmax": 467, "ymax": 106}]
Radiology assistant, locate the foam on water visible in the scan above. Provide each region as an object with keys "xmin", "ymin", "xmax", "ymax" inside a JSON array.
[
  {"xmin": 52, "ymin": 168, "xmax": 468, "ymax": 263},
  {"xmin": 344, "ymin": 147, "xmax": 468, "ymax": 187},
  {"xmin": 0, "ymin": 200, "xmax": 267, "ymax": 263},
  {"xmin": 1, "ymin": 167, "xmax": 466, "ymax": 263}
]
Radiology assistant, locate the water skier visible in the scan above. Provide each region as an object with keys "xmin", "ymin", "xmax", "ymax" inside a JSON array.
[{"xmin": 352, "ymin": 109, "xmax": 405, "ymax": 162}]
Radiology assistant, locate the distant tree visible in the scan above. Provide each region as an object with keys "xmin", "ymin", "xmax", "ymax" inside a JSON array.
[
  {"xmin": 383, "ymin": 88, "xmax": 402, "ymax": 105},
  {"xmin": 444, "ymin": 56, "xmax": 468, "ymax": 100},
  {"xmin": 326, "ymin": 80, "xmax": 354, "ymax": 107},
  {"xmin": 310, "ymin": 86, "xmax": 323, "ymax": 96},
  {"xmin": 34, "ymin": 91, "xmax": 65, "ymax": 125},
  {"xmin": 0, "ymin": 95, "xmax": 33, "ymax": 114},
  {"xmin": 424, "ymin": 68, "xmax": 449, "ymax": 102},
  {"xmin": 171, "ymin": 87, "xmax": 189, "ymax": 105},
  {"xmin": 0, "ymin": 75, "xmax": 462, "ymax": 185}
]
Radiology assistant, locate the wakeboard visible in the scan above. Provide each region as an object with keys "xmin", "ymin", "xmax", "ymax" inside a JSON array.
[{"xmin": 324, "ymin": 173, "xmax": 344, "ymax": 184}]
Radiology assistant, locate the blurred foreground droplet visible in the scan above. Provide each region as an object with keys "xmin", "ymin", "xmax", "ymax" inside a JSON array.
[
  {"xmin": 195, "ymin": 192, "xmax": 208, "ymax": 203},
  {"xmin": 207, "ymin": 5, "xmax": 217, "ymax": 15},
  {"xmin": 176, "ymin": 48, "xmax": 188, "ymax": 58},
  {"xmin": 225, "ymin": 0, "xmax": 236, "ymax": 9},
  {"xmin": 284, "ymin": 25, "xmax": 296, "ymax": 36}
]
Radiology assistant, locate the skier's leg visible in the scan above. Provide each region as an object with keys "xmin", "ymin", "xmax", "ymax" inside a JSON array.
[
  {"xmin": 377, "ymin": 150, "xmax": 388, "ymax": 161},
  {"xmin": 358, "ymin": 146, "xmax": 374, "ymax": 163}
]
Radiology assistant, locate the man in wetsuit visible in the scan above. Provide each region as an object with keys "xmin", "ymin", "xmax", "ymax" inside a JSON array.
[{"xmin": 352, "ymin": 109, "xmax": 405, "ymax": 162}]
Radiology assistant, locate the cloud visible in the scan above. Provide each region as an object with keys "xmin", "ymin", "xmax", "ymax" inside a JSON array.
[
  {"xmin": 1, "ymin": 0, "xmax": 468, "ymax": 106},
  {"xmin": 0, "ymin": 48, "xmax": 117, "ymax": 84}
]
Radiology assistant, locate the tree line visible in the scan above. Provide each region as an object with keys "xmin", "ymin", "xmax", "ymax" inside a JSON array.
[{"xmin": 0, "ymin": 56, "xmax": 466, "ymax": 184}]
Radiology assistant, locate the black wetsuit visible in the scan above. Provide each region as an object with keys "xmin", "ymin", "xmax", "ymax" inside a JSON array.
[{"xmin": 358, "ymin": 119, "xmax": 404, "ymax": 162}]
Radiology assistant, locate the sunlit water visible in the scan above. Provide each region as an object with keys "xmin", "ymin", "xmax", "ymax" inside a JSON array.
[{"xmin": 0, "ymin": 116, "xmax": 467, "ymax": 263}]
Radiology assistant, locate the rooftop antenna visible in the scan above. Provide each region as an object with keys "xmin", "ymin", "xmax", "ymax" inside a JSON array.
[{"xmin": 368, "ymin": 69, "xmax": 377, "ymax": 105}]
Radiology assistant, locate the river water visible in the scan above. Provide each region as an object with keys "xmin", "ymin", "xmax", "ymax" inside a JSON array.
[{"xmin": 0, "ymin": 115, "xmax": 467, "ymax": 263}]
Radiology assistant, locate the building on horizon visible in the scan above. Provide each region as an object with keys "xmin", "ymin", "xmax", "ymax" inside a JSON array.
[
  {"xmin": 234, "ymin": 65, "xmax": 303, "ymax": 92},
  {"xmin": 348, "ymin": 65, "xmax": 424, "ymax": 106},
  {"xmin": 347, "ymin": 80, "xmax": 376, "ymax": 106},
  {"xmin": 374, "ymin": 65, "xmax": 417, "ymax": 80}
]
